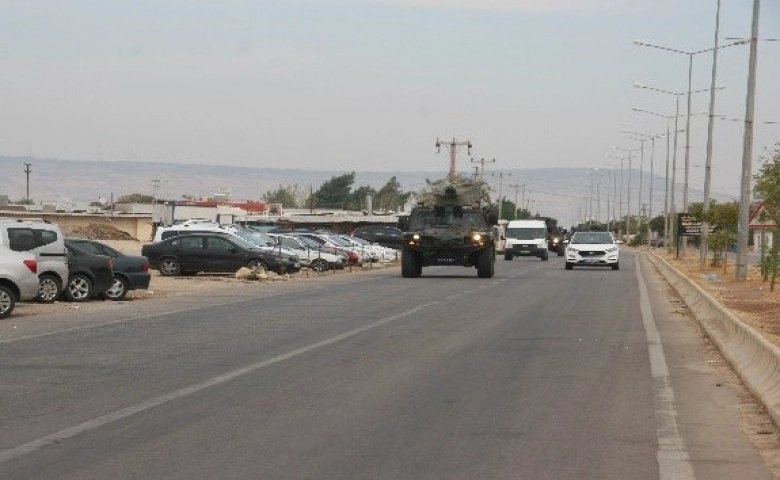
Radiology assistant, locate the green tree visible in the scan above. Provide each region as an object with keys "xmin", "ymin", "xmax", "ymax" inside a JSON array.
[
  {"xmin": 754, "ymin": 145, "xmax": 780, "ymax": 290},
  {"xmin": 376, "ymin": 176, "xmax": 412, "ymax": 212},
  {"xmin": 314, "ymin": 172, "xmax": 356, "ymax": 209},
  {"xmin": 263, "ymin": 185, "xmax": 299, "ymax": 208},
  {"xmin": 705, "ymin": 201, "xmax": 738, "ymax": 267},
  {"xmin": 347, "ymin": 185, "xmax": 378, "ymax": 211},
  {"xmin": 500, "ymin": 200, "xmax": 517, "ymax": 221}
]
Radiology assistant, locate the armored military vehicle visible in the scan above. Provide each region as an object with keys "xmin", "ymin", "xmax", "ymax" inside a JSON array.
[{"xmin": 399, "ymin": 181, "xmax": 497, "ymax": 278}]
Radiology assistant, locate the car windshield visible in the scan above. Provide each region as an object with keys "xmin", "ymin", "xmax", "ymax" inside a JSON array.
[
  {"xmin": 571, "ymin": 233, "xmax": 614, "ymax": 245},
  {"xmin": 506, "ymin": 228, "xmax": 546, "ymax": 240},
  {"xmin": 410, "ymin": 207, "xmax": 484, "ymax": 229}
]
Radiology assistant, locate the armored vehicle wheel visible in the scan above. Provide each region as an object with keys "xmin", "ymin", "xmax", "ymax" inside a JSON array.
[
  {"xmin": 402, "ymin": 248, "xmax": 419, "ymax": 278},
  {"xmin": 541, "ymin": 251, "xmax": 549, "ymax": 261},
  {"xmin": 477, "ymin": 248, "xmax": 494, "ymax": 278},
  {"xmin": 504, "ymin": 254, "xmax": 513, "ymax": 261}
]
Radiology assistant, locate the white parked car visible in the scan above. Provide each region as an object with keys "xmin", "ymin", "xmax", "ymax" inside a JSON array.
[
  {"xmin": 268, "ymin": 234, "xmax": 346, "ymax": 272},
  {"xmin": 0, "ymin": 218, "xmax": 69, "ymax": 303},
  {"xmin": 565, "ymin": 231, "xmax": 620, "ymax": 270},
  {"xmin": 0, "ymin": 245, "xmax": 42, "ymax": 318},
  {"xmin": 338, "ymin": 235, "xmax": 399, "ymax": 262}
]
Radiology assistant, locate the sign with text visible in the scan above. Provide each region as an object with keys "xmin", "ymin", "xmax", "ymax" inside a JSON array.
[{"xmin": 677, "ymin": 213, "xmax": 716, "ymax": 237}]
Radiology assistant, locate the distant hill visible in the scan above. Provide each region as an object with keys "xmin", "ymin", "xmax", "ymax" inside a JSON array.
[{"xmin": 0, "ymin": 156, "xmax": 735, "ymax": 228}]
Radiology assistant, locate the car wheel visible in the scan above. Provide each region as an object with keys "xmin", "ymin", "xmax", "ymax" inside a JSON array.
[
  {"xmin": 565, "ymin": 262, "xmax": 573, "ymax": 270},
  {"xmin": 541, "ymin": 252, "xmax": 549, "ymax": 261},
  {"xmin": 65, "ymin": 274, "xmax": 93, "ymax": 302},
  {"xmin": 477, "ymin": 248, "xmax": 495, "ymax": 278},
  {"xmin": 310, "ymin": 258, "xmax": 328, "ymax": 272},
  {"xmin": 504, "ymin": 254, "xmax": 513, "ymax": 261},
  {"xmin": 0, "ymin": 284, "xmax": 16, "ymax": 319},
  {"xmin": 160, "ymin": 258, "xmax": 182, "ymax": 276},
  {"xmin": 246, "ymin": 259, "xmax": 268, "ymax": 272},
  {"xmin": 401, "ymin": 247, "xmax": 418, "ymax": 278},
  {"xmin": 35, "ymin": 274, "xmax": 62, "ymax": 304},
  {"xmin": 612, "ymin": 262, "xmax": 620, "ymax": 271},
  {"xmin": 105, "ymin": 275, "xmax": 129, "ymax": 301}
]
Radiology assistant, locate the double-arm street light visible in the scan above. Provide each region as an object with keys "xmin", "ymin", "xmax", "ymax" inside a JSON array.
[
  {"xmin": 623, "ymin": 130, "xmax": 668, "ymax": 245},
  {"xmin": 635, "ymin": 35, "xmax": 746, "ymax": 257},
  {"xmin": 633, "ymin": 82, "xmax": 723, "ymax": 254}
]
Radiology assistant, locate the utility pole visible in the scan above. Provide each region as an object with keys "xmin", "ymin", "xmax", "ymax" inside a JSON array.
[
  {"xmin": 436, "ymin": 137, "xmax": 472, "ymax": 182},
  {"xmin": 736, "ymin": 0, "xmax": 761, "ymax": 281},
  {"xmin": 24, "ymin": 162, "xmax": 32, "ymax": 201},
  {"xmin": 493, "ymin": 172, "xmax": 512, "ymax": 221},
  {"xmin": 509, "ymin": 183, "xmax": 523, "ymax": 219},
  {"xmin": 470, "ymin": 157, "xmax": 495, "ymax": 182}
]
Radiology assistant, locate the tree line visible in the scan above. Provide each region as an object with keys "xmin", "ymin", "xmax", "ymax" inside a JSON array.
[{"xmin": 262, "ymin": 172, "xmax": 413, "ymax": 212}]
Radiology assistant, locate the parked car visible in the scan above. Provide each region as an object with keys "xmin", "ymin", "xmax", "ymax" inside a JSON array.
[
  {"xmin": 338, "ymin": 234, "xmax": 399, "ymax": 262},
  {"xmin": 65, "ymin": 238, "xmax": 151, "ymax": 300},
  {"xmin": 0, "ymin": 218, "xmax": 68, "ymax": 303},
  {"xmin": 267, "ymin": 233, "xmax": 347, "ymax": 272},
  {"xmin": 292, "ymin": 232, "xmax": 365, "ymax": 265},
  {"xmin": 351, "ymin": 225, "xmax": 404, "ymax": 250},
  {"xmin": 63, "ymin": 241, "xmax": 115, "ymax": 302},
  {"xmin": 0, "ymin": 245, "xmax": 41, "ymax": 319},
  {"xmin": 141, "ymin": 232, "xmax": 301, "ymax": 276}
]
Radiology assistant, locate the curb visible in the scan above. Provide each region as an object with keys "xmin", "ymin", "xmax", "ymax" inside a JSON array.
[{"xmin": 646, "ymin": 252, "xmax": 780, "ymax": 428}]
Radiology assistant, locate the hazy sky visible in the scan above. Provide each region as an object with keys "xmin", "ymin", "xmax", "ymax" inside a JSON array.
[{"xmin": 1, "ymin": 0, "xmax": 779, "ymax": 198}]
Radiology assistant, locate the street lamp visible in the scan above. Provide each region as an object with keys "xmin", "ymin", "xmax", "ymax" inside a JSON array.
[
  {"xmin": 634, "ymin": 36, "xmax": 746, "ymax": 254},
  {"xmin": 612, "ymin": 146, "xmax": 639, "ymax": 239},
  {"xmin": 633, "ymin": 82, "xmax": 723, "ymax": 254}
]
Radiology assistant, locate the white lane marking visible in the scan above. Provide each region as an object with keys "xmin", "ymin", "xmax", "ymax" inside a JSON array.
[
  {"xmin": 635, "ymin": 256, "xmax": 695, "ymax": 480},
  {"xmin": 0, "ymin": 276, "xmax": 384, "ymax": 345},
  {"xmin": 0, "ymin": 299, "xmax": 441, "ymax": 464}
]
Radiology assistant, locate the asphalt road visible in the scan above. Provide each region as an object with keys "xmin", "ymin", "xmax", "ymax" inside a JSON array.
[{"xmin": 0, "ymin": 252, "xmax": 775, "ymax": 479}]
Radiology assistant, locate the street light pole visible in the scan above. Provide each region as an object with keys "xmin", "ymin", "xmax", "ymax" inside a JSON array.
[
  {"xmin": 701, "ymin": 0, "xmax": 722, "ymax": 262},
  {"xmin": 737, "ymin": 0, "xmax": 762, "ymax": 281}
]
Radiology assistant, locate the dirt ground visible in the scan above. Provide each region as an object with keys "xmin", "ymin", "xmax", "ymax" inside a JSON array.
[{"xmin": 649, "ymin": 246, "xmax": 780, "ymax": 347}]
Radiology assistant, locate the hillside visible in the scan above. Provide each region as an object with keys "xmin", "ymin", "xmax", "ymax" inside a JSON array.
[{"xmin": 0, "ymin": 156, "xmax": 735, "ymax": 229}]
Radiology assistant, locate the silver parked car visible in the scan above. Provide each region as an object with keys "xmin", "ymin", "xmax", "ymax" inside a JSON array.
[{"xmin": 0, "ymin": 245, "xmax": 41, "ymax": 318}]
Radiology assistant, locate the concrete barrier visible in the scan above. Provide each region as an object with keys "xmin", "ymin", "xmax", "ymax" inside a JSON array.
[{"xmin": 646, "ymin": 253, "xmax": 780, "ymax": 427}]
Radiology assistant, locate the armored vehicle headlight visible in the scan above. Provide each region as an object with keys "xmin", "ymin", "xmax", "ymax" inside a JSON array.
[
  {"xmin": 412, "ymin": 234, "xmax": 420, "ymax": 240},
  {"xmin": 472, "ymin": 233, "xmax": 482, "ymax": 242}
]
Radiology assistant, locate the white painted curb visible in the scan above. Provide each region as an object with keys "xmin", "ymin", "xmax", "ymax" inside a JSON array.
[{"xmin": 646, "ymin": 253, "xmax": 780, "ymax": 427}]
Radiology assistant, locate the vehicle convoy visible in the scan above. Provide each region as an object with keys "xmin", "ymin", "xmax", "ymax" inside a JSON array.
[
  {"xmin": 400, "ymin": 181, "xmax": 496, "ymax": 278},
  {"xmin": 504, "ymin": 219, "xmax": 549, "ymax": 261}
]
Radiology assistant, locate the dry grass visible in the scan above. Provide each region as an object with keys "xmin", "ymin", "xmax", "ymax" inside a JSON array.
[{"xmin": 651, "ymin": 247, "xmax": 780, "ymax": 346}]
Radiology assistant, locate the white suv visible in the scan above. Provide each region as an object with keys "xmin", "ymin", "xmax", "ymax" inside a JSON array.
[
  {"xmin": 0, "ymin": 246, "xmax": 41, "ymax": 318},
  {"xmin": 565, "ymin": 231, "xmax": 620, "ymax": 271},
  {"xmin": 0, "ymin": 219, "xmax": 69, "ymax": 302}
]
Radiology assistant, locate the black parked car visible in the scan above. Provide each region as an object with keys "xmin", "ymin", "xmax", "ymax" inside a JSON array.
[
  {"xmin": 141, "ymin": 232, "xmax": 300, "ymax": 276},
  {"xmin": 66, "ymin": 238, "xmax": 151, "ymax": 300},
  {"xmin": 63, "ymin": 241, "xmax": 115, "ymax": 302},
  {"xmin": 351, "ymin": 225, "xmax": 404, "ymax": 250}
]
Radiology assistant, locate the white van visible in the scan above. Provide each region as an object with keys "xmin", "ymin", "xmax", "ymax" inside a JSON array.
[
  {"xmin": 504, "ymin": 219, "xmax": 549, "ymax": 261},
  {"xmin": 0, "ymin": 218, "xmax": 69, "ymax": 302}
]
